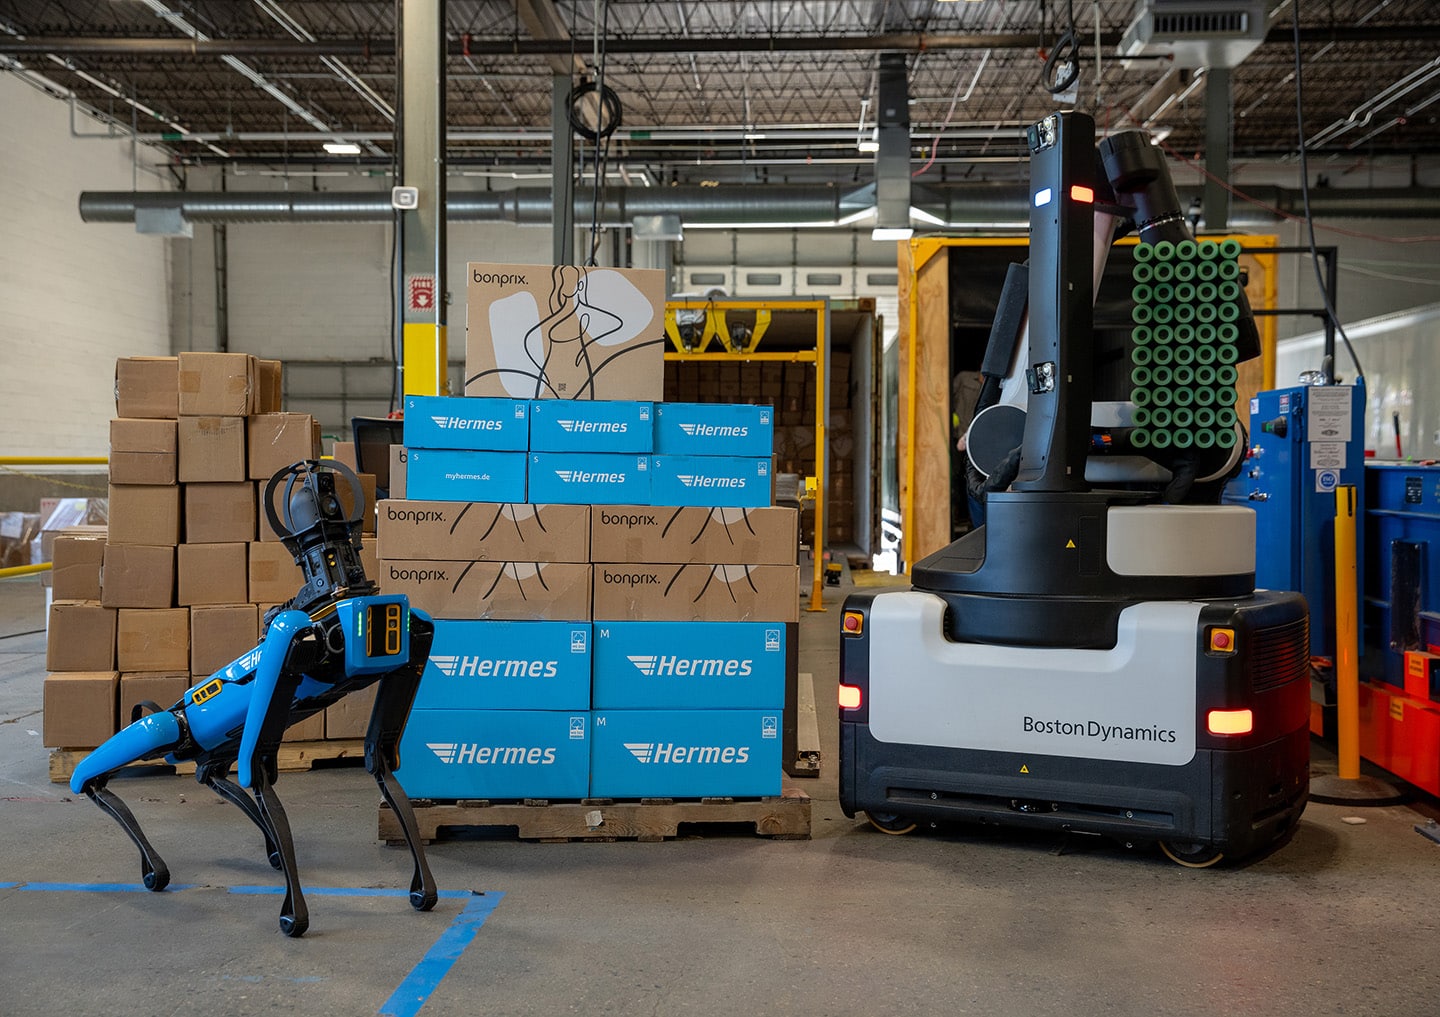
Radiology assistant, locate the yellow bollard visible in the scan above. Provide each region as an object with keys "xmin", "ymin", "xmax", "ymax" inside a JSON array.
[{"xmin": 1333, "ymin": 485, "xmax": 1360, "ymax": 781}]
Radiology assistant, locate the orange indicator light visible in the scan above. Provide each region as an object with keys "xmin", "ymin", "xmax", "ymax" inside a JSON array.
[
  {"xmin": 1070, "ymin": 184, "xmax": 1094, "ymax": 203},
  {"xmin": 1207, "ymin": 709, "xmax": 1254, "ymax": 735},
  {"xmin": 839, "ymin": 684, "xmax": 863, "ymax": 710}
]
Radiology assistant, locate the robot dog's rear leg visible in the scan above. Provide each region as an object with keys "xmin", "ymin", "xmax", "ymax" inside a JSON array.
[
  {"xmin": 83, "ymin": 783, "xmax": 171, "ymax": 892},
  {"xmin": 367, "ymin": 632, "xmax": 438, "ymax": 913},
  {"xmin": 197, "ymin": 761, "xmax": 282, "ymax": 870},
  {"xmin": 249, "ymin": 757, "xmax": 309, "ymax": 938}
]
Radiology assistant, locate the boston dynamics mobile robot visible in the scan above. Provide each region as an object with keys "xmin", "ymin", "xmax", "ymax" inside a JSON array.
[
  {"xmin": 838, "ymin": 113, "xmax": 1310, "ymax": 866},
  {"xmin": 70, "ymin": 460, "xmax": 438, "ymax": 936}
]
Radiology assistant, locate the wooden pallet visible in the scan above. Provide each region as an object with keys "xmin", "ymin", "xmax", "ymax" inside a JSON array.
[
  {"xmin": 381, "ymin": 786, "xmax": 812, "ymax": 844},
  {"xmin": 48, "ymin": 739, "xmax": 368, "ymax": 785}
]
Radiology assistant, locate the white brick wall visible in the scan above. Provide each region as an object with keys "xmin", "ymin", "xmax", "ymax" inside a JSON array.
[{"xmin": 0, "ymin": 74, "xmax": 171, "ymax": 456}]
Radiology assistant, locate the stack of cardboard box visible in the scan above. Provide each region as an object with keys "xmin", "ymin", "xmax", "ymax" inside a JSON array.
[
  {"xmin": 379, "ymin": 262, "xmax": 798, "ymax": 802},
  {"xmin": 42, "ymin": 352, "xmax": 332, "ymax": 753}
]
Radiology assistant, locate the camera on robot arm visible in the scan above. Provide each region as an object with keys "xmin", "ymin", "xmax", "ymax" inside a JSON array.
[{"xmin": 66, "ymin": 459, "xmax": 440, "ymax": 939}]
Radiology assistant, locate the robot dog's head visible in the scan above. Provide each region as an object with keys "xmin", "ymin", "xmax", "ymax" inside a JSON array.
[{"xmin": 263, "ymin": 460, "xmax": 375, "ymax": 609}]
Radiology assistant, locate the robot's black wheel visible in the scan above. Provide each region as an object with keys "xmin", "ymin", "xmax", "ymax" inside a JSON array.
[
  {"xmin": 410, "ymin": 890, "xmax": 438, "ymax": 913},
  {"xmin": 268, "ymin": 850, "xmax": 283, "ymax": 871},
  {"xmin": 143, "ymin": 864, "xmax": 171, "ymax": 892},
  {"xmin": 865, "ymin": 811, "xmax": 918, "ymax": 836},
  {"xmin": 280, "ymin": 913, "xmax": 309, "ymax": 938},
  {"xmin": 1159, "ymin": 840, "xmax": 1225, "ymax": 868}
]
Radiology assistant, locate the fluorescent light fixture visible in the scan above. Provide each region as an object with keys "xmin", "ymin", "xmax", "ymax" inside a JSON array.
[
  {"xmin": 322, "ymin": 141, "xmax": 362, "ymax": 155},
  {"xmin": 871, "ymin": 227, "xmax": 913, "ymax": 241}
]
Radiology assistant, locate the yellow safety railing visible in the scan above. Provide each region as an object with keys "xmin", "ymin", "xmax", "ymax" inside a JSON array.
[{"xmin": 0, "ymin": 454, "xmax": 109, "ymax": 579}]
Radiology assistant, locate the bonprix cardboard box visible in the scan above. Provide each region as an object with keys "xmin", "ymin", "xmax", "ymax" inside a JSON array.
[
  {"xmin": 654, "ymin": 403, "xmax": 775, "ymax": 457},
  {"xmin": 177, "ymin": 542, "xmax": 249, "ymax": 606},
  {"xmin": 100, "ymin": 543, "xmax": 174, "ymax": 609},
  {"xmin": 42, "ymin": 671, "xmax": 120, "ymax": 748},
  {"xmin": 390, "ymin": 445, "xmax": 408, "ymax": 499},
  {"xmin": 51, "ymin": 534, "xmax": 107, "ymax": 601},
  {"xmin": 46, "ymin": 601, "xmax": 117, "ymax": 671},
  {"xmin": 404, "ymin": 395, "xmax": 529, "ymax": 451},
  {"xmin": 108, "ymin": 485, "xmax": 181, "ymax": 546},
  {"xmin": 191, "ymin": 603, "xmax": 259, "ymax": 675},
  {"xmin": 178, "ymin": 416, "xmax": 247, "ymax": 483},
  {"xmin": 413, "ymin": 620, "xmax": 592, "ymax": 711},
  {"xmin": 248, "ymin": 542, "xmax": 304, "ymax": 604},
  {"xmin": 396, "ymin": 709, "xmax": 590, "ymax": 800},
  {"xmin": 649, "ymin": 456, "xmax": 772, "ymax": 508},
  {"xmin": 592, "ymin": 622, "xmax": 785, "ymax": 709},
  {"xmin": 185, "ymin": 482, "xmax": 257, "ymax": 543},
  {"xmin": 178, "ymin": 351, "xmax": 258, "ymax": 416},
  {"xmin": 464, "ymin": 262, "xmax": 665, "ymax": 402},
  {"xmin": 529, "ymin": 400, "xmax": 653, "ymax": 453},
  {"xmin": 109, "ymin": 418, "xmax": 177, "ymax": 485},
  {"xmin": 590, "ymin": 505, "xmax": 797, "ymax": 565},
  {"xmin": 405, "ymin": 448, "xmax": 527, "ymax": 503},
  {"xmin": 593, "ymin": 564, "xmax": 799, "ymax": 623},
  {"xmin": 117, "ymin": 608, "xmax": 190, "ymax": 672},
  {"xmin": 590, "ymin": 709, "xmax": 782, "ymax": 798},
  {"xmin": 376, "ymin": 501, "xmax": 589, "ymax": 563},
  {"xmin": 379, "ymin": 560, "xmax": 592, "ymax": 621},
  {"xmin": 527, "ymin": 453, "xmax": 651, "ymax": 505},
  {"xmin": 115, "ymin": 356, "xmax": 178, "ymax": 419},
  {"xmin": 248, "ymin": 413, "xmax": 321, "ymax": 481},
  {"xmin": 119, "ymin": 671, "xmax": 191, "ymax": 725}
]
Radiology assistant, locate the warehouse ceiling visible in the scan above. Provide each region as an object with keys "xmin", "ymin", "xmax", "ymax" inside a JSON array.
[{"xmin": 2, "ymin": 0, "xmax": 1439, "ymax": 188}]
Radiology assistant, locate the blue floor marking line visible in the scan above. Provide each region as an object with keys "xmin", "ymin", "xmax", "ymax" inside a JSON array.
[
  {"xmin": 0, "ymin": 882, "xmax": 19, "ymax": 889},
  {"xmin": 379, "ymin": 891, "xmax": 506, "ymax": 1017},
  {"xmin": 228, "ymin": 885, "xmax": 474, "ymax": 899},
  {"xmin": 15, "ymin": 881, "xmax": 199, "ymax": 893}
]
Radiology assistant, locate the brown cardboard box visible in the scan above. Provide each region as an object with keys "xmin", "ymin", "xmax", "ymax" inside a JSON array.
[
  {"xmin": 178, "ymin": 351, "xmax": 258, "ymax": 416},
  {"xmin": 116, "ymin": 608, "xmax": 190, "ymax": 672},
  {"xmin": 179, "ymin": 415, "xmax": 247, "ymax": 483},
  {"xmin": 324, "ymin": 682, "xmax": 377, "ymax": 740},
  {"xmin": 379, "ymin": 560, "xmax": 592, "ymax": 620},
  {"xmin": 100, "ymin": 543, "xmax": 175, "ymax": 608},
  {"xmin": 51, "ymin": 534, "xmax": 108, "ymax": 601},
  {"xmin": 119, "ymin": 671, "xmax": 191, "ymax": 726},
  {"xmin": 331, "ymin": 440, "xmax": 358, "ymax": 471},
  {"xmin": 590, "ymin": 505, "xmax": 797, "ymax": 565},
  {"xmin": 389, "ymin": 445, "xmax": 407, "ymax": 499},
  {"xmin": 464, "ymin": 262, "xmax": 665, "ymax": 401},
  {"xmin": 256, "ymin": 359, "xmax": 283, "ymax": 413},
  {"xmin": 109, "ymin": 418, "xmax": 177, "ymax": 485},
  {"xmin": 375, "ymin": 501, "xmax": 590, "ymax": 562},
  {"xmin": 115, "ymin": 356, "xmax": 178, "ymax": 419},
  {"xmin": 108, "ymin": 484, "xmax": 181, "ymax": 545},
  {"xmin": 249, "ymin": 542, "xmax": 304, "ymax": 604},
  {"xmin": 184, "ymin": 482, "xmax": 257, "ymax": 543},
  {"xmin": 285, "ymin": 711, "xmax": 326, "ymax": 743},
  {"xmin": 46, "ymin": 601, "xmax": 117, "ymax": 671},
  {"xmin": 360, "ymin": 536, "xmax": 379, "ymax": 581},
  {"xmin": 248, "ymin": 413, "xmax": 320, "ymax": 481},
  {"xmin": 592, "ymin": 563, "xmax": 799, "ymax": 623},
  {"xmin": 190, "ymin": 604, "xmax": 259, "ymax": 675},
  {"xmin": 178, "ymin": 542, "xmax": 249, "ymax": 606},
  {"xmin": 42, "ymin": 671, "xmax": 119, "ymax": 748}
]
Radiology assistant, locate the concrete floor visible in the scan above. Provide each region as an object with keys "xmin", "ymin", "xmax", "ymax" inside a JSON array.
[{"xmin": 4, "ymin": 572, "xmax": 1440, "ymax": 1017}]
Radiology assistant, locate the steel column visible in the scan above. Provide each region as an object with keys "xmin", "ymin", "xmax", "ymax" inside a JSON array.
[{"xmin": 1203, "ymin": 67, "xmax": 1232, "ymax": 230}]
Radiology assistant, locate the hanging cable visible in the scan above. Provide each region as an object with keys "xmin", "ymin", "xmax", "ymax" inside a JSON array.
[
  {"xmin": 1291, "ymin": 0, "xmax": 1364, "ymax": 381},
  {"xmin": 564, "ymin": 0, "xmax": 622, "ymax": 267},
  {"xmin": 1041, "ymin": 0, "xmax": 1081, "ymax": 96}
]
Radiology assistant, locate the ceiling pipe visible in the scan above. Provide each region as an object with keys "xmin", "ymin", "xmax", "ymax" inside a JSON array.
[
  {"xmin": 78, "ymin": 184, "xmax": 1440, "ymax": 228},
  {"xmin": 4, "ymin": 24, "xmax": 1438, "ymax": 58}
]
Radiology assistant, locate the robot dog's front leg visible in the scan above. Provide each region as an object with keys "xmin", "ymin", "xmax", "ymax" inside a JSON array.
[
  {"xmin": 366, "ymin": 611, "xmax": 438, "ymax": 913},
  {"xmin": 70, "ymin": 711, "xmax": 186, "ymax": 891},
  {"xmin": 196, "ymin": 760, "xmax": 282, "ymax": 870}
]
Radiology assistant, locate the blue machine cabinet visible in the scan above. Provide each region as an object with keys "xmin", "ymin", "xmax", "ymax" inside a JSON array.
[
  {"xmin": 1364, "ymin": 463, "xmax": 1440, "ymax": 686},
  {"xmin": 1228, "ymin": 382, "xmax": 1366, "ymax": 659}
]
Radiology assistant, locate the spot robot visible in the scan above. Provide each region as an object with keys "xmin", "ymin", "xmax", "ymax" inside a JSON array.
[{"xmin": 71, "ymin": 460, "xmax": 437, "ymax": 935}]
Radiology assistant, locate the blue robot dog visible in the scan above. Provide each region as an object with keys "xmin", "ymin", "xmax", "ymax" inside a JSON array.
[{"xmin": 70, "ymin": 460, "xmax": 437, "ymax": 937}]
